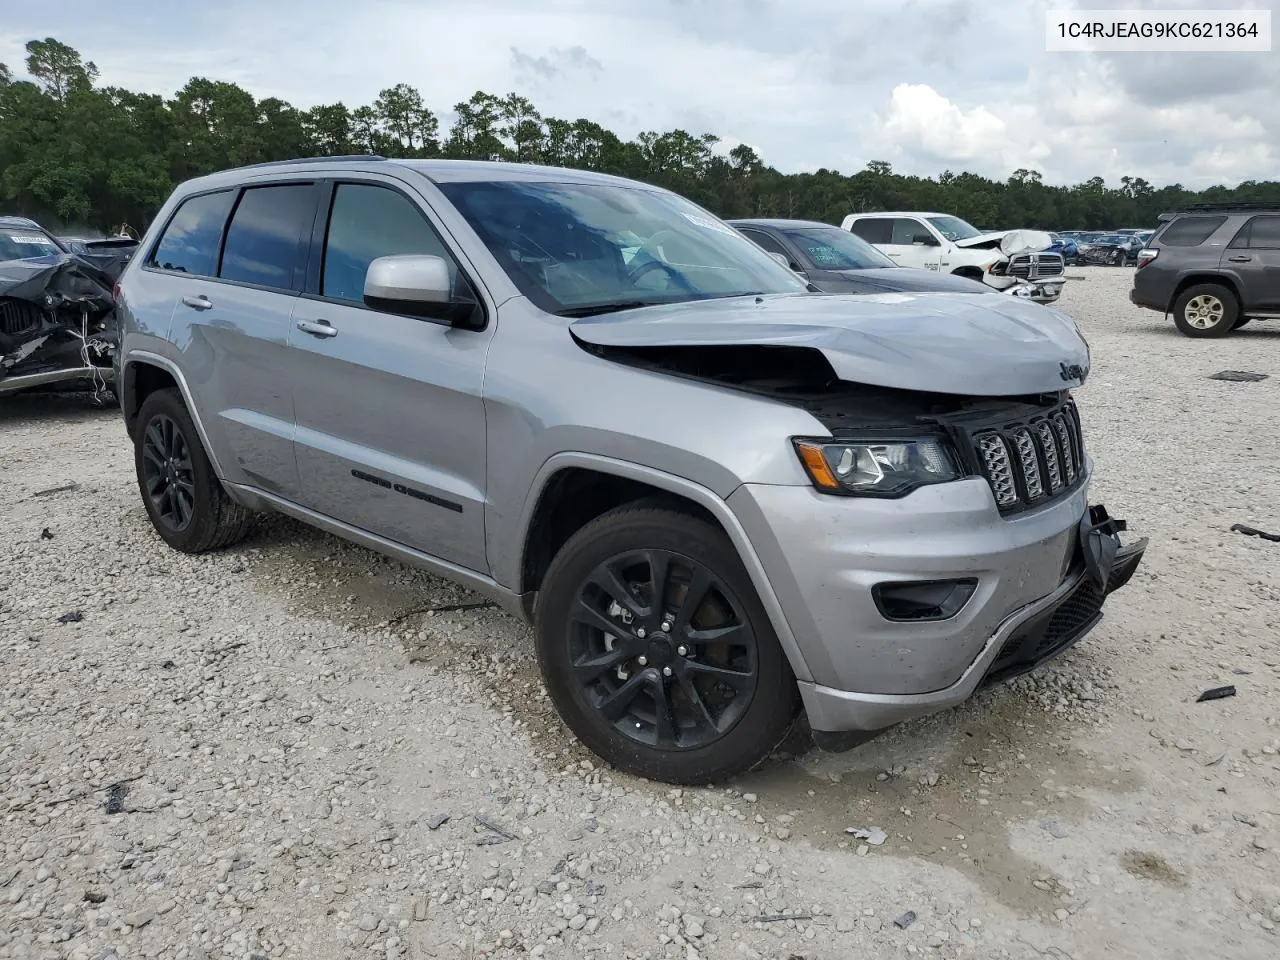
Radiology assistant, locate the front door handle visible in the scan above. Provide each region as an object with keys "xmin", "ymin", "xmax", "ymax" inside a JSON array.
[
  {"xmin": 181, "ymin": 295, "xmax": 212, "ymax": 311},
  {"xmin": 1227, "ymin": 255, "xmax": 1252, "ymax": 262},
  {"xmin": 296, "ymin": 319, "xmax": 338, "ymax": 338}
]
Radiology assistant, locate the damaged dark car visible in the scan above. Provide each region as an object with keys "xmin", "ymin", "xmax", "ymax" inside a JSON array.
[
  {"xmin": 0, "ymin": 216, "xmax": 119, "ymax": 400},
  {"xmin": 116, "ymin": 158, "xmax": 1147, "ymax": 786}
]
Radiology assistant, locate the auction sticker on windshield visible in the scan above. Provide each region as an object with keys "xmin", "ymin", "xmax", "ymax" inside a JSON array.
[{"xmin": 681, "ymin": 212, "xmax": 739, "ymax": 236}]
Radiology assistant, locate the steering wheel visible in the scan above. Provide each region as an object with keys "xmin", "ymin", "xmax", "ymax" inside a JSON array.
[{"xmin": 626, "ymin": 230, "xmax": 696, "ymax": 290}]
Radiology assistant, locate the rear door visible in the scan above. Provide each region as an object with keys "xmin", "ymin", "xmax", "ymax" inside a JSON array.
[
  {"xmin": 142, "ymin": 183, "xmax": 318, "ymax": 494},
  {"xmin": 288, "ymin": 176, "xmax": 492, "ymax": 573},
  {"xmin": 1225, "ymin": 216, "xmax": 1280, "ymax": 312}
]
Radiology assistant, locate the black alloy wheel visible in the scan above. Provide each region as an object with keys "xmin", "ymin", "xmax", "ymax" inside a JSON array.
[
  {"xmin": 569, "ymin": 548, "xmax": 758, "ymax": 750},
  {"xmin": 141, "ymin": 413, "xmax": 196, "ymax": 531}
]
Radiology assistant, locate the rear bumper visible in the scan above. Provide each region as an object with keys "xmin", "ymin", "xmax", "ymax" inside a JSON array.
[{"xmin": 797, "ymin": 504, "xmax": 1147, "ymax": 741}]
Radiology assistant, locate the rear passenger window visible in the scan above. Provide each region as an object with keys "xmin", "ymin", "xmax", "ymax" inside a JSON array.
[
  {"xmin": 849, "ymin": 218, "xmax": 892, "ymax": 244},
  {"xmin": 148, "ymin": 191, "xmax": 234, "ymax": 275},
  {"xmin": 322, "ymin": 184, "xmax": 457, "ymax": 303},
  {"xmin": 1158, "ymin": 216, "xmax": 1226, "ymax": 246},
  {"xmin": 219, "ymin": 184, "xmax": 316, "ymax": 290}
]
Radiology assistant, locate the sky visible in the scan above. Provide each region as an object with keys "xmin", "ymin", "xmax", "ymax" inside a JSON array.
[{"xmin": 1, "ymin": 0, "xmax": 1276, "ymax": 188}]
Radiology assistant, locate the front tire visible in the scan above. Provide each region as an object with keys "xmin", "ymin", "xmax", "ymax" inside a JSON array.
[
  {"xmin": 535, "ymin": 501, "xmax": 798, "ymax": 785},
  {"xmin": 133, "ymin": 388, "xmax": 254, "ymax": 552},
  {"xmin": 1172, "ymin": 284, "xmax": 1239, "ymax": 338}
]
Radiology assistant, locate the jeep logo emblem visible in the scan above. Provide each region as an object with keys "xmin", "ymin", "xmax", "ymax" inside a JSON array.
[{"xmin": 1060, "ymin": 362, "xmax": 1086, "ymax": 382}]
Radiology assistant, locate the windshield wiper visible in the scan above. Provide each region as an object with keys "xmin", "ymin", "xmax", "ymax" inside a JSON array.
[{"xmin": 555, "ymin": 300, "xmax": 670, "ymax": 318}]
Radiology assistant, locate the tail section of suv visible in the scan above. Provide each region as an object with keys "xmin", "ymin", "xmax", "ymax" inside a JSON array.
[
  {"xmin": 1131, "ymin": 204, "xmax": 1280, "ymax": 337},
  {"xmin": 114, "ymin": 156, "xmax": 1146, "ymax": 784}
]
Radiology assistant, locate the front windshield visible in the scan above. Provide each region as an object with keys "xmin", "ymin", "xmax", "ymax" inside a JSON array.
[
  {"xmin": 926, "ymin": 215, "xmax": 983, "ymax": 242},
  {"xmin": 437, "ymin": 179, "xmax": 808, "ymax": 314},
  {"xmin": 779, "ymin": 225, "xmax": 896, "ymax": 270},
  {"xmin": 0, "ymin": 228, "xmax": 61, "ymax": 261}
]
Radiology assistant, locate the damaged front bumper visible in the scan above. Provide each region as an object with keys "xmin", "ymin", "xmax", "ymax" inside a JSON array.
[
  {"xmin": 786, "ymin": 500, "xmax": 1146, "ymax": 751},
  {"xmin": 0, "ymin": 255, "xmax": 117, "ymax": 398}
]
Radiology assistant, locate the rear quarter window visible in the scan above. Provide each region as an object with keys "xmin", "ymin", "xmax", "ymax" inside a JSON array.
[
  {"xmin": 148, "ymin": 190, "xmax": 235, "ymax": 276},
  {"xmin": 1156, "ymin": 215, "xmax": 1228, "ymax": 247}
]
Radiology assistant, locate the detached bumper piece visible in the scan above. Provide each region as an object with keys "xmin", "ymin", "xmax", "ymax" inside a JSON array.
[{"xmin": 982, "ymin": 504, "xmax": 1146, "ymax": 687}]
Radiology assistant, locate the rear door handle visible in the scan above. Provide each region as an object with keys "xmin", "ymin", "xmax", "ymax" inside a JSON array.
[
  {"xmin": 1227, "ymin": 256, "xmax": 1252, "ymax": 262},
  {"xmin": 296, "ymin": 319, "xmax": 338, "ymax": 338},
  {"xmin": 181, "ymin": 295, "xmax": 212, "ymax": 311}
]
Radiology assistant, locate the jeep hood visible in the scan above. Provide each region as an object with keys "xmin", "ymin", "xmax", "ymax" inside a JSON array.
[
  {"xmin": 954, "ymin": 229, "xmax": 1054, "ymax": 256},
  {"xmin": 569, "ymin": 292, "xmax": 1089, "ymax": 396}
]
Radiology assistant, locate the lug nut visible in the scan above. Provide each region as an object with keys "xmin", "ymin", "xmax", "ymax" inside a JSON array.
[
  {"xmin": 637, "ymin": 656, "xmax": 648, "ymax": 666},
  {"xmin": 636, "ymin": 628, "xmax": 646, "ymax": 639},
  {"xmin": 662, "ymin": 666, "xmax": 673, "ymax": 677},
  {"xmin": 661, "ymin": 621, "xmax": 672, "ymax": 633},
  {"xmin": 677, "ymin": 645, "xmax": 688, "ymax": 656}
]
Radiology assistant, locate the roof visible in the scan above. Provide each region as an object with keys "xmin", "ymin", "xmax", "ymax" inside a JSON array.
[
  {"xmin": 0, "ymin": 215, "xmax": 44, "ymax": 229},
  {"xmin": 845, "ymin": 211, "xmax": 950, "ymax": 218},
  {"xmin": 728, "ymin": 218, "xmax": 837, "ymax": 229},
  {"xmin": 174, "ymin": 156, "xmax": 660, "ymax": 194}
]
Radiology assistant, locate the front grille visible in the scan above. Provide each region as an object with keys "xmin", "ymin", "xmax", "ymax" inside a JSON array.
[
  {"xmin": 0, "ymin": 298, "xmax": 44, "ymax": 337},
  {"xmin": 1008, "ymin": 252, "xmax": 1065, "ymax": 280},
  {"xmin": 969, "ymin": 401, "xmax": 1085, "ymax": 514}
]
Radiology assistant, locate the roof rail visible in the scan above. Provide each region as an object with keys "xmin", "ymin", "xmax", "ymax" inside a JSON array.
[
  {"xmin": 234, "ymin": 154, "xmax": 388, "ymax": 171},
  {"xmin": 1172, "ymin": 201, "xmax": 1280, "ymax": 212},
  {"xmin": 0, "ymin": 214, "xmax": 41, "ymax": 226}
]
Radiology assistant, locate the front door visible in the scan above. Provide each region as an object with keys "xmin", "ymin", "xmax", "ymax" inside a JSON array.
[
  {"xmin": 1225, "ymin": 215, "xmax": 1280, "ymax": 312},
  {"xmin": 288, "ymin": 178, "xmax": 492, "ymax": 574}
]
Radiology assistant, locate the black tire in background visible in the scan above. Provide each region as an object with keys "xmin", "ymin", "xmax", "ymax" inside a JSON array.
[
  {"xmin": 1232, "ymin": 316, "xmax": 1252, "ymax": 330},
  {"xmin": 1172, "ymin": 283, "xmax": 1240, "ymax": 338},
  {"xmin": 133, "ymin": 387, "xmax": 254, "ymax": 552},
  {"xmin": 535, "ymin": 500, "xmax": 799, "ymax": 785}
]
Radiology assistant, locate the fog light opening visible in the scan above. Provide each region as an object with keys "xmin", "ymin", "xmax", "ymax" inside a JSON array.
[{"xmin": 872, "ymin": 578, "xmax": 978, "ymax": 622}]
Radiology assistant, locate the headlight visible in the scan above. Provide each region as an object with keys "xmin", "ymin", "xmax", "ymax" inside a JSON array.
[{"xmin": 793, "ymin": 437, "xmax": 961, "ymax": 497}]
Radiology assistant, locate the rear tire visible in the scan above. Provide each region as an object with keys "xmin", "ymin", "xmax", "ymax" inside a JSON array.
[
  {"xmin": 1172, "ymin": 284, "xmax": 1239, "ymax": 338},
  {"xmin": 133, "ymin": 388, "xmax": 254, "ymax": 552},
  {"xmin": 535, "ymin": 500, "xmax": 798, "ymax": 785},
  {"xmin": 1233, "ymin": 316, "xmax": 1252, "ymax": 330}
]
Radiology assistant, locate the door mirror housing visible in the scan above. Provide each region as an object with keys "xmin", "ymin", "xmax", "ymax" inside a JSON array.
[
  {"xmin": 766, "ymin": 251, "xmax": 789, "ymax": 268},
  {"xmin": 363, "ymin": 254, "xmax": 482, "ymax": 328},
  {"xmin": 912, "ymin": 233, "xmax": 939, "ymax": 246}
]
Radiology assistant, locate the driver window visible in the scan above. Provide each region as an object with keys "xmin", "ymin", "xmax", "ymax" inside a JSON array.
[
  {"xmin": 890, "ymin": 218, "xmax": 933, "ymax": 245},
  {"xmin": 322, "ymin": 183, "xmax": 461, "ymax": 304}
]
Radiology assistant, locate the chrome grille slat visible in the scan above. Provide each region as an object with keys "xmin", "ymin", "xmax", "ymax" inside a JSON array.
[
  {"xmin": 1011, "ymin": 428, "xmax": 1043, "ymax": 500},
  {"xmin": 1007, "ymin": 252, "xmax": 1065, "ymax": 280},
  {"xmin": 1036, "ymin": 421, "xmax": 1063, "ymax": 491},
  {"xmin": 977, "ymin": 434, "xmax": 1017, "ymax": 507}
]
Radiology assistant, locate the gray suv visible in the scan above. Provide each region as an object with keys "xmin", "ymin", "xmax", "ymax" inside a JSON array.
[
  {"xmin": 114, "ymin": 156, "xmax": 1147, "ymax": 784},
  {"xmin": 1131, "ymin": 204, "xmax": 1280, "ymax": 337}
]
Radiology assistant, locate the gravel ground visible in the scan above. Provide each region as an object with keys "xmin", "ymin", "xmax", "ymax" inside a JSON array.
[{"xmin": 2, "ymin": 266, "xmax": 1279, "ymax": 960}]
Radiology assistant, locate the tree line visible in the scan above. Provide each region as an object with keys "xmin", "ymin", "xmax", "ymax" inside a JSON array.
[{"xmin": 3, "ymin": 37, "xmax": 1278, "ymax": 236}]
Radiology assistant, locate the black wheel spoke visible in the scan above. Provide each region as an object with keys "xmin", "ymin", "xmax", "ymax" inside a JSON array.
[
  {"xmin": 674, "ymin": 669, "xmax": 718, "ymax": 735},
  {"xmin": 684, "ymin": 659, "xmax": 753, "ymax": 692},
  {"xmin": 570, "ymin": 598, "xmax": 634, "ymax": 639},
  {"xmin": 644, "ymin": 549, "xmax": 672, "ymax": 617},
  {"xmin": 143, "ymin": 446, "xmax": 165, "ymax": 469},
  {"xmin": 672, "ymin": 567, "xmax": 712, "ymax": 634},
  {"xmin": 173, "ymin": 486, "xmax": 193, "ymax": 526},
  {"xmin": 588, "ymin": 562, "xmax": 646, "ymax": 620},
  {"xmin": 572, "ymin": 639, "xmax": 640, "ymax": 685},
  {"xmin": 598, "ymin": 673, "xmax": 647, "ymax": 722},
  {"xmin": 686, "ymin": 621, "xmax": 746, "ymax": 646},
  {"xmin": 651, "ymin": 677, "xmax": 677, "ymax": 746}
]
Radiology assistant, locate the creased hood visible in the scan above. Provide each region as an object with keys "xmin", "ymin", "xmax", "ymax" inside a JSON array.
[
  {"xmin": 826, "ymin": 267, "xmax": 989, "ymax": 294},
  {"xmin": 570, "ymin": 292, "xmax": 1089, "ymax": 397},
  {"xmin": 954, "ymin": 229, "xmax": 1054, "ymax": 256}
]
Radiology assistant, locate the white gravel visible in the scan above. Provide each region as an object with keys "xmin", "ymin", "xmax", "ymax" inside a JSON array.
[{"xmin": 2, "ymin": 267, "xmax": 1279, "ymax": 959}]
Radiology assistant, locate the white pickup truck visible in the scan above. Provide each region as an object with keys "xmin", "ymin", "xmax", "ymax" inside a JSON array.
[{"xmin": 840, "ymin": 211, "xmax": 1067, "ymax": 304}]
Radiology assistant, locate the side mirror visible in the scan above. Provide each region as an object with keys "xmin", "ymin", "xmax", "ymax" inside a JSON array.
[
  {"xmin": 766, "ymin": 251, "xmax": 789, "ymax": 267},
  {"xmin": 912, "ymin": 234, "xmax": 938, "ymax": 246},
  {"xmin": 363, "ymin": 254, "xmax": 481, "ymax": 328}
]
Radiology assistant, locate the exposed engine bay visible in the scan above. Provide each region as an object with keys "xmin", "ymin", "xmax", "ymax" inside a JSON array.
[{"xmin": 0, "ymin": 253, "xmax": 118, "ymax": 400}]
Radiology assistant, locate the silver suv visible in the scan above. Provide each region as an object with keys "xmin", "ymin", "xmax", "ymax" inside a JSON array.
[{"xmin": 114, "ymin": 156, "xmax": 1147, "ymax": 784}]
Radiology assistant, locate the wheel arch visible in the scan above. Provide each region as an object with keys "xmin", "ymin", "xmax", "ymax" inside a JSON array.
[
  {"xmin": 122, "ymin": 351, "xmax": 227, "ymax": 480},
  {"xmin": 516, "ymin": 452, "xmax": 814, "ymax": 684},
  {"xmin": 951, "ymin": 265, "xmax": 984, "ymax": 281},
  {"xmin": 1168, "ymin": 274, "xmax": 1241, "ymax": 314}
]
